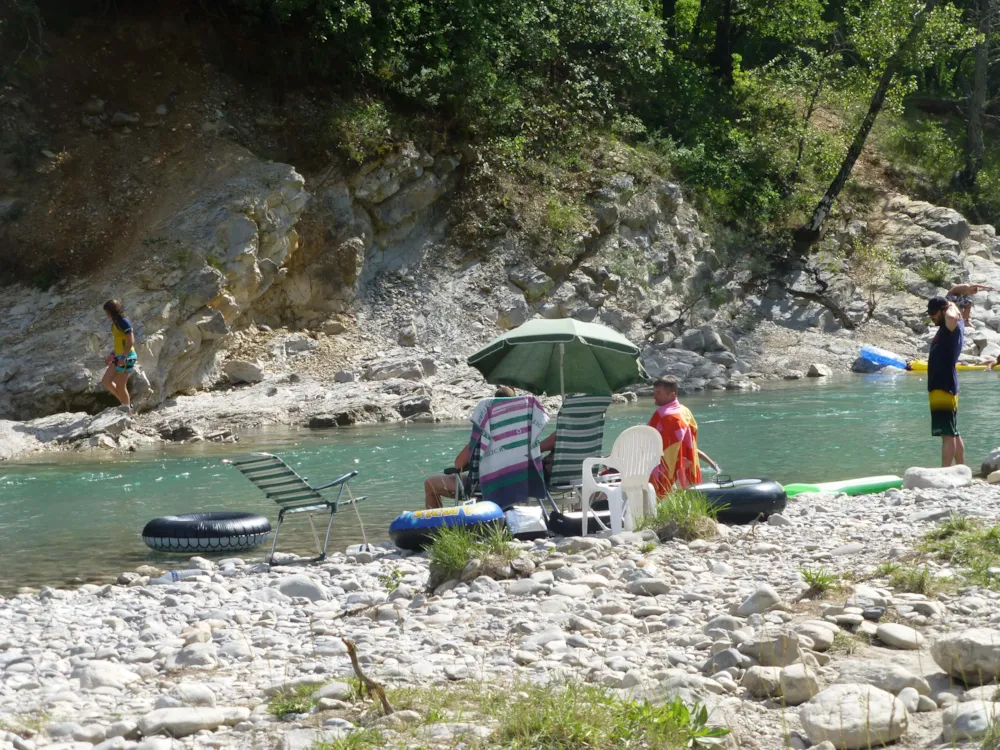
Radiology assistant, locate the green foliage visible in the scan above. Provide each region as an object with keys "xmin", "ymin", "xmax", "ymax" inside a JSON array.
[
  {"xmin": 921, "ymin": 515, "xmax": 1000, "ymax": 589},
  {"xmin": 639, "ymin": 541, "xmax": 657, "ymax": 554},
  {"xmin": 426, "ymin": 523, "xmax": 516, "ymax": 582},
  {"xmin": 376, "ymin": 566, "xmax": 404, "ymax": 592},
  {"xmin": 269, "ymin": 684, "xmax": 318, "ymax": 718},
  {"xmin": 494, "ymin": 682, "xmax": 726, "ymax": 749},
  {"xmin": 638, "ymin": 489, "xmax": 721, "ymax": 541},
  {"xmin": 847, "ymin": 240, "xmax": 903, "ymax": 317},
  {"xmin": 915, "ymin": 257, "xmax": 952, "ymax": 287},
  {"xmin": 887, "ymin": 564, "xmax": 935, "ymax": 595},
  {"xmin": 312, "ymin": 99, "xmax": 396, "ymax": 165},
  {"xmin": 800, "ymin": 567, "xmax": 838, "ymax": 596}
]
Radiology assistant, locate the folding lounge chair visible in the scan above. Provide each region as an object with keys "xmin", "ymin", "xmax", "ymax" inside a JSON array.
[
  {"xmin": 222, "ymin": 452, "xmax": 366, "ymax": 563},
  {"xmin": 547, "ymin": 394, "xmax": 613, "ymax": 496},
  {"xmin": 448, "ymin": 394, "xmax": 611, "ymax": 499}
]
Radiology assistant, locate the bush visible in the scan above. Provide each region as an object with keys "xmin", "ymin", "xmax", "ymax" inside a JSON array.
[
  {"xmin": 637, "ymin": 489, "xmax": 721, "ymax": 541},
  {"xmin": 269, "ymin": 684, "xmax": 318, "ymax": 718},
  {"xmin": 426, "ymin": 523, "xmax": 516, "ymax": 584},
  {"xmin": 915, "ymin": 258, "xmax": 952, "ymax": 287},
  {"xmin": 800, "ymin": 567, "xmax": 838, "ymax": 597},
  {"xmin": 920, "ymin": 515, "xmax": 1000, "ymax": 588}
]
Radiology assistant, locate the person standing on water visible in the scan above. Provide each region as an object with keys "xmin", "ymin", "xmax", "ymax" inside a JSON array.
[
  {"xmin": 102, "ymin": 299, "xmax": 137, "ymax": 413},
  {"xmin": 926, "ymin": 296, "xmax": 964, "ymax": 467}
]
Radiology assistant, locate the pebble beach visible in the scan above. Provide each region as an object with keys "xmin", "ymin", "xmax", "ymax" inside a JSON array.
[{"xmin": 4, "ymin": 481, "xmax": 1000, "ymax": 750}]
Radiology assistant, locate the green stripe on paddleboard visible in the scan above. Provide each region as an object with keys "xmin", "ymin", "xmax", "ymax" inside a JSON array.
[{"xmin": 786, "ymin": 476, "xmax": 903, "ymax": 497}]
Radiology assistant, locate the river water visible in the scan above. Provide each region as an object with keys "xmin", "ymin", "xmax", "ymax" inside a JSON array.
[{"xmin": 2, "ymin": 373, "xmax": 998, "ymax": 592}]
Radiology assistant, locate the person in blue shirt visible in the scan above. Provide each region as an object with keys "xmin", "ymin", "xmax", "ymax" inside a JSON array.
[{"xmin": 926, "ymin": 296, "xmax": 964, "ymax": 467}]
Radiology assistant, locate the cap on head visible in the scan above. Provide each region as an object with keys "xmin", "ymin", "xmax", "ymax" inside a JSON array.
[{"xmin": 927, "ymin": 296, "xmax": 948, "ymax": 316}]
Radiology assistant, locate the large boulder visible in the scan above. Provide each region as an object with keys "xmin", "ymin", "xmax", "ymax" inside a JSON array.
[
  {"xmin": 224, "ymin": 360, "xmax": 265, "ymax": 384},
  {"xmin": 275, "ymin": 575, "xmax": 328, "ymax": 602},
  {"xmin": 833, "ymin": 661, "xmax": 930, "ymax": 695},
  {"xmin": 942, "ymin": 701, "xmax": 1000, "ymax": 743},
  {"xmin": 781, "ymin": 663, "xmax": 821, "ymax": 706},
  {"xmin": 799, "ymin": 684, "xmax": 907, "ymax": 750},
  {"xmin": 982, "ymin": 447, "xmax": 1000, "ymax": 477},
  {"xmin": 932, "ymin": 628, "xmax": 1000, "ymax": 685},
  {"xmin": 902, "ymin": 465, "xmax": 972, "ymax": 490}
]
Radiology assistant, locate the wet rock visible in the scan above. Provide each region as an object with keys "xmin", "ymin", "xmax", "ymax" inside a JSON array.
[{"xmin": 807, "ymin": 363, "xmax": 832, "ymax": 377}]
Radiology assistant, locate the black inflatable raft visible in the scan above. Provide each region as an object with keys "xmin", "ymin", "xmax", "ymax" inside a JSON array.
[{"xmin": 691, "ymin": 478, "xmax": 787, "ymax": 524}]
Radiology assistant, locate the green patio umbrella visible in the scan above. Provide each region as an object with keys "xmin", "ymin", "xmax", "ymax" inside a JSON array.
[{"xmin": 467, "ymin": 318, "xmax": 649, "ymax": 396}]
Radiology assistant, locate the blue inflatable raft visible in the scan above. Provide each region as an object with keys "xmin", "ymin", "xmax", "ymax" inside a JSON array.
[{"xmin": 389, "ymin": 501, "xmax": 506, "ymax": 551}]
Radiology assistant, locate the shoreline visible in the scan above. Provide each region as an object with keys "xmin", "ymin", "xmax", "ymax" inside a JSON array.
[{"xmin": 3, "ymin": 482, "xmax": 1000, "ymax": 749}]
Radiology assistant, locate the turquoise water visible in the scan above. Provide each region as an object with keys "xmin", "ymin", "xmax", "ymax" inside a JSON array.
[{"xmin": 2, "ymin": 373, "xmax": 999, "ymax": 592}]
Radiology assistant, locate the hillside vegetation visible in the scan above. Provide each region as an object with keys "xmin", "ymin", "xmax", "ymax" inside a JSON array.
[{"xmin": 2, "ymin": 0, "xmax": 999, "ymax": 282}]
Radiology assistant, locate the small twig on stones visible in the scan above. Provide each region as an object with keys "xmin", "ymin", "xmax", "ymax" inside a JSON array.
[{"xmin": 342, "ymin": 638, "xmax": 394, "ymax": 716}]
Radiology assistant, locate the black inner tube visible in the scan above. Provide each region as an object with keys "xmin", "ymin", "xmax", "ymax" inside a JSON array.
[{"xmin": 142, "ymin": 512, "xmax": 271, "ymax": 539}]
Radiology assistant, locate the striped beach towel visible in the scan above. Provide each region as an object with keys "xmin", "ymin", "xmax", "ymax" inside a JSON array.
[
  {"xmin": 548, "ymin": 394, "xmax": 612, "ymax": 488},
  {"xmin": 469, "ymin": 396, "xmax": 549, "ymax": 509}
]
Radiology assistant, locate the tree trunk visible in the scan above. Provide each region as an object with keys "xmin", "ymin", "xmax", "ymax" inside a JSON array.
[
  {"xmin": 712, "ymin": 0, "xmax": 735, "ymax": 86},
  {"xmin": 793, "ymin": 0, "xmax": 940, "ymax": 253},
  {"xmin": 955, "ymin": 0, "xmax": 993, "ymax": 189}
]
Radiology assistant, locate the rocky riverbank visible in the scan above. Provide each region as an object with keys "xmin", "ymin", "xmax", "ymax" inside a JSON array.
[{"xmin": 4, "ymin": 480, "xmax": 1000, "ymax": 750}]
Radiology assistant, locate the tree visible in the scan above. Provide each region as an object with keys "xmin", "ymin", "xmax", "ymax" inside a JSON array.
[
  {"xmin": 794, "ymin": 0, "xmax": 941, "ymax": 253},
  {"xmin": 847, "ymin": 240, "xmax": 904, "ymax": 320},
  {"xmin": 954, "ymin": 0, "xmax": 994, "ymax": 188}
]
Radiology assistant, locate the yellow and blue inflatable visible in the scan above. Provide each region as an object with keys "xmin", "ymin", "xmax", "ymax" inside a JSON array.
[{"xmin": 389, "ymin": 501, "xmax": 506, "ymax": 551}]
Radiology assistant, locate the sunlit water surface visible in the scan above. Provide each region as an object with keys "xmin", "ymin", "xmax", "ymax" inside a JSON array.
[{"xmin": 3, "ymin": 373, "xmax": 999, "ymax": 591}]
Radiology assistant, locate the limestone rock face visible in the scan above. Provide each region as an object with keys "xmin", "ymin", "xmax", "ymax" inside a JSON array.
[{"xmin": 0, "ymin": 144, "xmax": 309, "ymax": 419}]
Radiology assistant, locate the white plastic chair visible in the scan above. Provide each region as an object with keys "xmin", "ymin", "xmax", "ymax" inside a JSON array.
[{"xmin": 580, "ymin": 425, "xmax": 662, "ymax": 535}]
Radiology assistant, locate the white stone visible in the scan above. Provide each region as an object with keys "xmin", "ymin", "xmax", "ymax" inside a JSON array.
[
  {"xmin": 799, "ymin": 684, "xmax": 907, "ymax": 750},
  {"xmin": 138, "ymin": 708, "xmax": 229, "ymax": 738},
  {"xmin": 170, "ymin": 682, "xmax": 216, "ymax": 707},
  {"xmin": 876, "ymin": 623, "xmax": 924, "ymax": 650},
  {"xmin": 902, "ymin": 465, "xmax": 973, "ymax": 490},
  {"xmin": 626, "ymin": 578, "xmax": 671, "ymax": 596},
  {"xmin": 807, "ymin": 363, "xmax": 832, "ymax": 377},
  {"xmin": 76, "ymin": 661, "xmax": 141, "ymax": 690},
  {"xmin": 224, "ymin": 360, "xmax": 265, "ymax": 384},
  {"xmin": 932, "ymin": 628, "xmax": 1000, "ymax": 684},
  {"xmin": 781, "ymin": 663, "xmax": 821, "ymax": 706},
  {"xmin": 275, "ymin": 575, "xmax": 329, "ymax": 602},
  {"xmin": 896, "ymin": 687, "xmax": 920, "ymax": 714},
  {"xmin": 735, "ymin": 584, "xmax": 781, "ymax": 615},
  {"xmin": 740, "ymin": 666, "xmax": 783, "ymax": 698},
  {"xmin": 942, "ymin": 701, "xmax": 1000, "ymax": 742}
]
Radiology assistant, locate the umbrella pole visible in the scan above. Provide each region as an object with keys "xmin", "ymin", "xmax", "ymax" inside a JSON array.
[{"xmin": 559, "ymin": 343, "xmax": 565, "ymax": 397}]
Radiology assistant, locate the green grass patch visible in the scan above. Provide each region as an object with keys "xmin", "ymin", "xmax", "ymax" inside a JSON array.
[
  {"xmin": 919, "ymin": 515, "xmax": 1000, "ymax": 589},
  {"xmin": 915, "ymin": 258, "xmax": 952, "ymax": 287},
  {"xmin": 799, "ymin": 567, "xmax": 838, "ymax": 598},
  {"xmin": 269, "ymin": 684, "xmax": 319, "ymax": 718},
  {"xmin": 637, "ymin": 489, "xmax": 721, "ymax": 542},
  {"xmin": 888, "ymin": 564, "xmax": 935, "ymax": 596},
  {"xmin": 312, "ymin": 680, "xmax": 726, "ymax": 749},
  {"xmin": 829, "ymin": 630, "xmax": 867, "ymax": 656},
  {"xmin": 426, "ymin": 523, "xmax": 517, "ymax": 584},
  {"xmin": 639, "ymin": 541, "xmax": 657, "ymax": 554}
]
